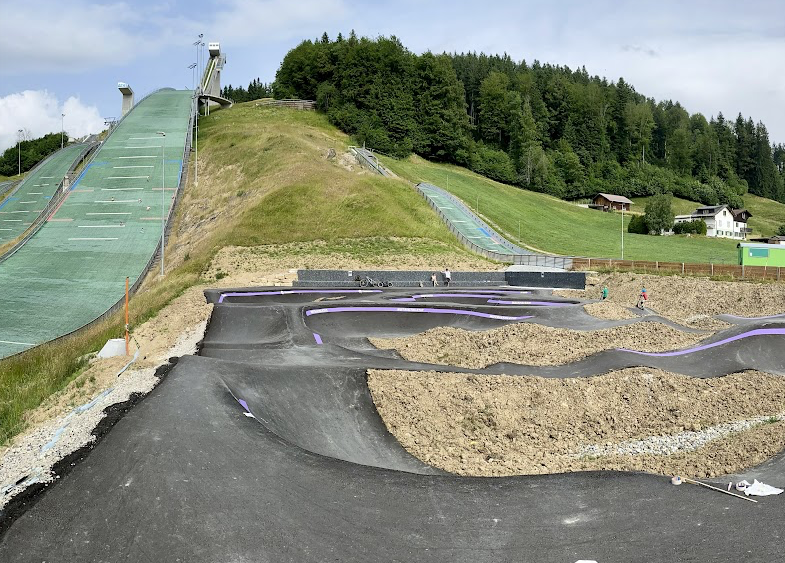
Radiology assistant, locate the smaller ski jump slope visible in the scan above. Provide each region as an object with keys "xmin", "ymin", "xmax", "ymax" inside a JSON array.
[{"xmin": 0, "ymin": 143, "xmax": 87, "ymax": 244}]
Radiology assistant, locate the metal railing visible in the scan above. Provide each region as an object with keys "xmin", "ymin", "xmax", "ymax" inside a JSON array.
[
  {"xmin": 255, "ymin": 99, "xmax": 315, "ymax": 110},
  {"xmin": 0, "ymin": 180, "xmax": 18, "ymax": 202},
  {"xmin": 349, "ymin": 146, "xmax": 392, "ymax": 177}
]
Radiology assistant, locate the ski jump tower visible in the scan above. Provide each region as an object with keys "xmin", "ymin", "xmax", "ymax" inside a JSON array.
[
  {"xmin": 118, "ymin": 82, "xmax": 134, "ymax": 116},
  {"xmin": 199, "ymin": 42, "xmax": 232, "ymax": 112}
]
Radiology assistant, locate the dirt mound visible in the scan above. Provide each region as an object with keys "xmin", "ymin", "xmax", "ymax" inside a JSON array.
[
  {"xmin": 371, "ymin": 322, "xmax": 708, "ymax": 368},
  {"xmin": 368, "ymin": 368, "xmax": 785, "ymax": 478},
  {"xmin": 583, "ymin": 301, "xmax": 639, "ymax": 320},
  {"xmin": 561, "ymin": 272, "xmax": 785, "ymax": 328}
]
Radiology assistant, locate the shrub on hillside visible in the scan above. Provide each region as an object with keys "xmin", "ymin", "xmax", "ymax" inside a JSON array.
[
  {"xmin": 673, "ymin": 219, "xmax": 707, "ymax": 235},
  {"xmin": 469, "ymin": 142, "xmax": 516, "ymax": 184},
  {"xmin": 643, "ymin": 193, "xmax": 674, "ymax": 235},
  {"xmin": 627, "ymin": 214, "xmax": 648, "ymax": 234}
]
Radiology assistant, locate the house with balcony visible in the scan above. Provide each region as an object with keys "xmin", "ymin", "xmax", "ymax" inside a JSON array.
[
  {"xmin": 673, "ymin": 205, "xmax": 752, "ymax": 240},
  {"xmin": 590, "ymin": 193, "xmax": 633, "ymax": 212}
]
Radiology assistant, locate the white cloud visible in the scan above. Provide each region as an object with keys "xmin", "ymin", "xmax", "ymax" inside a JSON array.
[
  {"xmin": 0, "ymin": 91, "xmax": 105, "ymax": 152},
  {"xmin": 0, "ymin": 0, "xmax": 164, "ymax": 74}
]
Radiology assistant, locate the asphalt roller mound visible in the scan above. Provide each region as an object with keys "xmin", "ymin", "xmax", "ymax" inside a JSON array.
[{"xmin": 3, "ymin": 286, "xmax": 785, "ymax": 562}]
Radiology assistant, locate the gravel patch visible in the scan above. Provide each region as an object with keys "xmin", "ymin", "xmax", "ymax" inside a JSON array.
[
  {"xmin": 577, "ymin": 414, "xmax": 784, "ymax": 457},
  {"xmin": 371, "ymin": 322, "xmax": 709, "ymax": 369}
]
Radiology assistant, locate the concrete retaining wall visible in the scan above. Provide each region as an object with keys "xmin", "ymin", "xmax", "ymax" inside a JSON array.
[{"xmin": 295, "ymin": 269, "xmax": 585, "ymax": 289}]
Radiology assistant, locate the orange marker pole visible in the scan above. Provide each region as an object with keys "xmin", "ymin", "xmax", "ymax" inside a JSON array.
[{"xmin": 125, "ymin": 276, "xmax": 130, "ymax": 355}]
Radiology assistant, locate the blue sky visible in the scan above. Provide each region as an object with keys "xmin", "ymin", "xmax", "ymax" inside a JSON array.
[{"xmin": 1, "ymin": 0, "xmax": 784, "ymax": 152}]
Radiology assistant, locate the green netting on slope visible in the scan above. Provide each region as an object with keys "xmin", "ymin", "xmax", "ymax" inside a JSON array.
[
  {"xmin": 0, "ymin": 89, "xmax": 193, "ymax": 357},
  {"xmin": 0, "ymin": 144, "xmax": 87, "ymax": 243}
]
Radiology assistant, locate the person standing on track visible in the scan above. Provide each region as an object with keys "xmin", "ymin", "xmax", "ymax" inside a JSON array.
[
  {"xmin": 637, "ymin": 287, "xmax": 648, "ymax": 309},
  {"xmin": 431, "ymin": 272, "xmax": 438, "ymax": 287},
  {"xmin": 444, "ymin": 267, "xmax": 451, "ymax": 287}
]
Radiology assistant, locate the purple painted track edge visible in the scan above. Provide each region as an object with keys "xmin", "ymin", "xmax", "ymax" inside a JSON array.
[
  {"xmin": 218, "ymin": 289, "xmax": 383, "ymax": 303},
  {"xmin": 618, "ymin": 327, "xmax": 785, "ymax": 357},
  {"xmin": 305, "ymin": 306, "xmax": 532, "ymax": 321}
]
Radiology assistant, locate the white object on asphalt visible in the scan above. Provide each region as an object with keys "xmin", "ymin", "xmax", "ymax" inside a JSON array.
[{"xmin": 736, "ymin": 480, "xmax": 783, "ymax": 496}]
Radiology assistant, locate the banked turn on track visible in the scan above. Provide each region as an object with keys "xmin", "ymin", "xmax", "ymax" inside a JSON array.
[{"xmin": 2, "ymin": 287, "xmax": 785, "ymax": 562}]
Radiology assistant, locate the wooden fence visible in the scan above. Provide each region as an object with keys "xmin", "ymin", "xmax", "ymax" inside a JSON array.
[
  {"xmin": 571, "ymin": 257, "xmax": 785, "ymax": 281},
  {"xmin": 255, "ymin": 99, "xmax": 315, "ymax": 110}
]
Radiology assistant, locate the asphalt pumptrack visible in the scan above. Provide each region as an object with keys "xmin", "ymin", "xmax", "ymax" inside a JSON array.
[{"xmin": 3, "ymin": 285, "xmax": 785, "ymax": 562}]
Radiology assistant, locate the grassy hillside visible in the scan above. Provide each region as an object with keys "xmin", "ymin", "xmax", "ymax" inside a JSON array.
[
  {"xmin": 383, "ymin": 155, "xmax": 740, "ymax": 264},
  {"xmin": 743, "ymin": 194, "xmax": 785, "ymax": 237},
  {"xmin": 175, "ymin": 104, "xmax": 468, "ymax": 254},
  {"xmin": 630, "ymin": 196, "xmax": 701, "ymax": 217}
]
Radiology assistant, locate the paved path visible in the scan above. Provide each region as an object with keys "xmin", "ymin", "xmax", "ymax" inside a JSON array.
[{"xmin": 2, "ymin": 287, "xmax": 784, "ymax": 562}]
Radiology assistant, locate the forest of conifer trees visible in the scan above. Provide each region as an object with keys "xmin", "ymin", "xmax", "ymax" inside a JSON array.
[{"xmin": 270, "ymin": 32, "xmax": 785, "ymax": 205}]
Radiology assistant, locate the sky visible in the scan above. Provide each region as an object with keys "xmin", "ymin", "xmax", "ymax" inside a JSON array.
[{"xmin": 1, "ymin": 0, "xmax": 784, "ymax": 153}]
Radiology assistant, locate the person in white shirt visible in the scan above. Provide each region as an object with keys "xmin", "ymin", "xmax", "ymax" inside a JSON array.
[{"xmin": 444, "ymin": 268, "xmax": 451, "ymax": 286}]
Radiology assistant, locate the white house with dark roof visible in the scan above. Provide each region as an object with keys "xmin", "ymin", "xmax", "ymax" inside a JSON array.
[{"xmin": 673, "ymin": 204, "xmax": 752, "ymax": 239}]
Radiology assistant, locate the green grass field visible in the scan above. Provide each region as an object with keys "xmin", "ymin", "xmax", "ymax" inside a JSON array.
[
  {"xmin": 630, "ymin": 195, "xmax": 701, "ymax": 217},
  {"xmin": 743, "ymin": 194, "xmax": 785, "ymax": 237},
  {"xmin": 384, "ymin": 155, "xmax": 740, "ymax": 264}
]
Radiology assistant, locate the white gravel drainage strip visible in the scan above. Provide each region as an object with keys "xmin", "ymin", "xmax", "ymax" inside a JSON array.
[{"xmin": 575, "ymin": 413, "xmax": 785, "ymax": 458}]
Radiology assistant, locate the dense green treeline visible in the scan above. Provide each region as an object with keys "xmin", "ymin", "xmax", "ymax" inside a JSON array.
[
  {"xmin": 221, "ymin": 78, "xmax": 273, "ymax": 103},
  {"xmin": 272, "ymin": 32, "xmax": 785, "ymax": 205},
  {"xmin": 0, "ymin": 133, "xmax": 64, "ymax": 177}
]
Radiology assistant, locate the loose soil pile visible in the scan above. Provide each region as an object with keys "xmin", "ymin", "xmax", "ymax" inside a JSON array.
[
  {"xmin": 583, "ymin": 301, "xmax": 640, "ymax": 320},
  {"xmin": 561, "ymin": 272, "xmax": 785, "ymax": 328},
  {"xmin": 371, "ymin": 322, "xmax": 708, "ymax": 368},
  {"xmin": 368, "ymin": 368, "xmax": 785, "ymax": 478}
]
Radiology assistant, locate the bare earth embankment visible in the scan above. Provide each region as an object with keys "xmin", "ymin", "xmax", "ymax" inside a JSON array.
[
  {"xmin": 369, "ymin": 368, "xmax": 785, "ymax": 478},
  {"xmin": 561, "ymin": 272, "xmax": 785, "ymax": 328}
]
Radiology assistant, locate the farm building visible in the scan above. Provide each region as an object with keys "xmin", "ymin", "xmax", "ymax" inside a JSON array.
[
  {"xmin": 590, "ymin": 193, "xmax": 633, "ymax": 212},
  {"xmin": 738, "ymin": 243, "xmax": 785, "ymax": 266},
  {"xmin": 749, "ymin": 235, "xmax": 785, "ymax": 245}
]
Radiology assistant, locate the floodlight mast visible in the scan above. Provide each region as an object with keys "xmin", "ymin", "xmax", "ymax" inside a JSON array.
[
  {"xmin": 17, "ymin": 129, "xmax": 23, "ymax": 175},
  {"xmin": 157, "ymin": 131, "xmax": 166, "ymax": 276}
]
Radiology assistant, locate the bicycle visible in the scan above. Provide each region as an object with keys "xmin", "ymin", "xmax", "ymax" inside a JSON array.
[{"xmin": 356, "ymin": 275, "xmax": 393, "ymax": 287}]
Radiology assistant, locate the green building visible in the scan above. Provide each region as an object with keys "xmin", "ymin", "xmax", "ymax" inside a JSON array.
[{"xmin": 738, "ymin": 243, "xmax": 785, "ymax": 266}]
